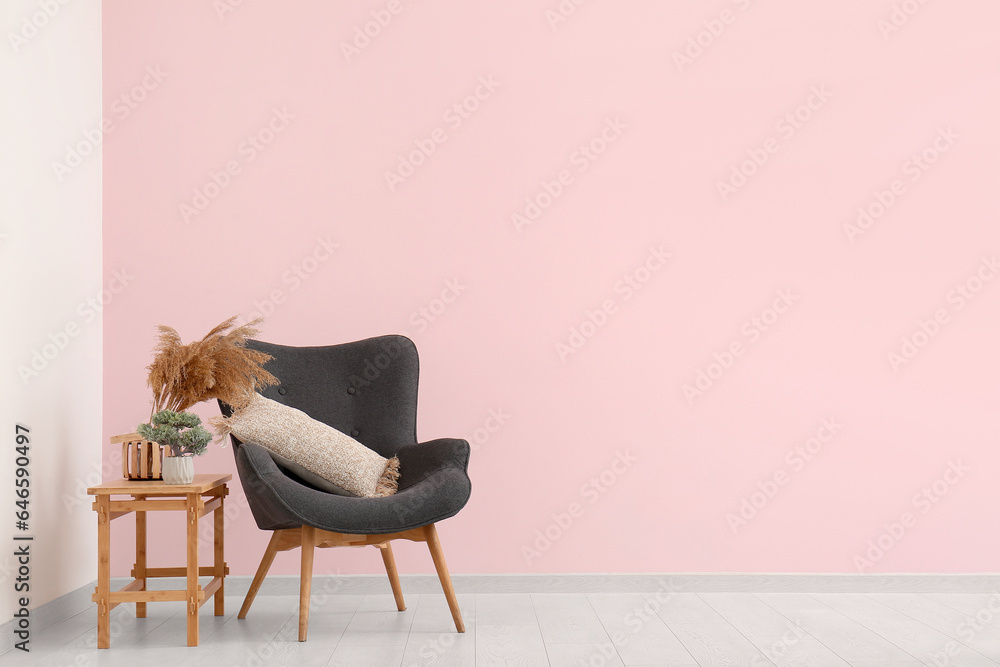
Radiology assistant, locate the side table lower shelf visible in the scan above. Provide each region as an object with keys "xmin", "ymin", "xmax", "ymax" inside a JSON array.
[{"xmin": 87, "ymin": 473, "xmax": 232, "ymax": 647}]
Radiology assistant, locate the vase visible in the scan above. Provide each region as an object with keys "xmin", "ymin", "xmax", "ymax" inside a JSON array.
[{"xmin": 162, "ymin": 455, "xmax": 195, "ymax": 485}]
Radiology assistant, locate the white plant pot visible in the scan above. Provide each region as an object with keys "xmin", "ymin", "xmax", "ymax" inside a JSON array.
[{"xmin": 162, "ymin": 455, "xmax": 195, "ymax": 485}]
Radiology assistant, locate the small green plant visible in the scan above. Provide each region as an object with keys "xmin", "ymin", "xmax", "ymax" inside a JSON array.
[{"xmin": 137, "ymin": 410, "xmax": 212, "ymax": 457}]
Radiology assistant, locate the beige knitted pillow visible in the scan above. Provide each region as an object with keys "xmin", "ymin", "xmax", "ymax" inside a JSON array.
[{"xmin": 218, "ymin": 393, "xmax": 399, "ymax": 498}]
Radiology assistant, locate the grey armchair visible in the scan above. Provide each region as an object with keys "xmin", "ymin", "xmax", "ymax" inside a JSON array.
[{"xmin": 220, "ymin": 335, "xmax": 471, "ymax": 641}]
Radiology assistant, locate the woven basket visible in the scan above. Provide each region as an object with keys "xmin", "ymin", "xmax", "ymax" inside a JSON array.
[{"xmin": 110, "ymin": 433, "xmax": 165, "ymax": 480}]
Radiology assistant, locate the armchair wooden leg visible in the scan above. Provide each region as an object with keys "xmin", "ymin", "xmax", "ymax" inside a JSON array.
[
  {"xmin": 379, "ymin": 543, "xmax": 406, "ymax": 611},
  {"xmin": 424, "ymin": 523, "xmax": 465, "ymax": 633},
  {"xmin": 299, "ymin": 525, "xmax": 316, "ymax": 642},
  {"xmin": 239, "ymin": 531, "xmax": 281, "ymax": 619}
]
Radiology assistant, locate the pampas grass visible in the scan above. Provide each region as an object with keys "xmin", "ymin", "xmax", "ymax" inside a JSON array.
[{"xmin": 146, "ymin": 316, "xmax": 278, "ymax": 414}]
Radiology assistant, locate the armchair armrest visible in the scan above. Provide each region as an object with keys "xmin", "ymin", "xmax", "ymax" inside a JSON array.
[{"xmin": 395, "ymin": 438, "xmax": 470, "ymax": 491}]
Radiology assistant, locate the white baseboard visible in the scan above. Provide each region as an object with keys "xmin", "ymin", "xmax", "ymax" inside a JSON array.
[{"xmin": 202, "ymin": 572, "xmax": 1000, "ymax": 596}]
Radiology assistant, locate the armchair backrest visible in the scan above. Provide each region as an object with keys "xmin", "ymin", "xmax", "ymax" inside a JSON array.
[{"xmin": 232, "ymin": 335, "xmax": 420, "ymax": 458}]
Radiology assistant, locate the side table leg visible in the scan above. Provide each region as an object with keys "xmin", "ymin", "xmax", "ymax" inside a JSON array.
[
  {"xmin": 214, "ymin": 487, "xmax": 225, "ymax": 616},
  {"xmin": 186, "ymin": 493, "xmax": 199, "ymax": 647},
  {"xmin": 135, "ymin": 494, "xmax": 147, "ymax": 618},
  {"xmin": 96, "ymin": 496, "xmax": 111, "ymax": 649}
]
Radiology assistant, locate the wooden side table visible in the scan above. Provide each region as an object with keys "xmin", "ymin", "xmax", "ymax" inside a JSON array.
[{"xmin": 87, "ymin": 473, "xmax": 231, "ymax": 648}]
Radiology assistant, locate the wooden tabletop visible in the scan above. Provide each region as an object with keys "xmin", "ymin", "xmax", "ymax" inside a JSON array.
[{"xmin": 87, "ymin": 473, "xmax": 232, "ymax": 496}]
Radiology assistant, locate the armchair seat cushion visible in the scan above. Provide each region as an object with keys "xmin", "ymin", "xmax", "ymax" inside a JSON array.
[{"xmin": 236, "ymin": 439, "xmax": 471, "ymax": 534}]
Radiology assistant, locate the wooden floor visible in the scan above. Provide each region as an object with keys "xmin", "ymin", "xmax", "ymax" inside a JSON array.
[{"xmin": 6, "ymin": 590, "xmax": 1000, "ymax": 666}]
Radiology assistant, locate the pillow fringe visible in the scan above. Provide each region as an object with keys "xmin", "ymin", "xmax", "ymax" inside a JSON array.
[
  {"xmin": 208, "ymin": 414, "xmax": 232, "ymax": 446},
  {"xmin": 375, "ymin": 456, "xmax": 400, "ymax": 497}
]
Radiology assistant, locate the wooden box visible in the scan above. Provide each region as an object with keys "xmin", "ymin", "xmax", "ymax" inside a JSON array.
[{"xmin": 110, "ymin": 433, "xmax": 164, "ymax": 480}]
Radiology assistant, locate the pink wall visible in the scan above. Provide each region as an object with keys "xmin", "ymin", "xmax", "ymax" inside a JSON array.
[{"xmin": 103, "ymin": 0, "xmax": 1000, "ymax": 576}]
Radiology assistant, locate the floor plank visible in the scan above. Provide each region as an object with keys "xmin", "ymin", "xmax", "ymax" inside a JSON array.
[
  {"xmin": 325, "ymin": 642, "xmax": 405, "ymax": 667},
  {"xmin": 756, "ymin": 593, "xmax": 920, "ymax": 663},
  {"xmin": 409, "ymin": 593, "xmax": 475, "ymax": 634},
  {"xmin": 475, "ymin": 593, "xmax": 538, "ymax": 627},
  {"xmin": 401, "ymin": 631, "xmax": 476, "ymax": 667},
  {"xmin": 338, "ymin": 594, "xmax": 419, "ymax": 646},
  {"xmin": 531, "ymin": 593, "xmax": 611, "ymax": 644},
  {"xmin": 870, "ymin": 593, "xmax": 1000, "ymax": 660},
  {"xmin": 587, "ymin": 593, "xmax": 698, "ymax": 665},
  {"xmin": 815, "ymin": 593, "xmax": 998, "ymax": 667},
  {"xmin": 260, "ymin": 613, "xmax": 349, "ymax": 667},
  {"xmin": 670, "ymin": 622, "xmax": 776, "ymax": 666},
  {"xmin": 545, "ymin": 642, "xmax": 627, "ymax": 667},
  {"xmin": 400, "ymin": 594, "xmax": 476, "ymax": 666},
  {"xmin": 646, "ymin": 593, "xmax": 729, "ymax": 625},
  {"xmin": 928, "ymin": 594, "xmax": 1000, "ymax": 632},
  {"xmin": 475, "ymin": 624, "xmax": 548, "ymax": 666},
  {"xmin": 699, "ymin": 592, "xmax": 848, "ymax": 665}
]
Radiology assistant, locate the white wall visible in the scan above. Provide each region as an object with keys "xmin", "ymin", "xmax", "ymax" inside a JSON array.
[{"xmin": 0, "ymin": 0, "xmax": 102, "ymax": 630}]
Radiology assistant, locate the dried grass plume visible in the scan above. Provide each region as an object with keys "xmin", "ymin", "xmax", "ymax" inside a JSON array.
[{"xmin": 146, "ymin": 316, "xmax": 278, "ymax": 414}]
